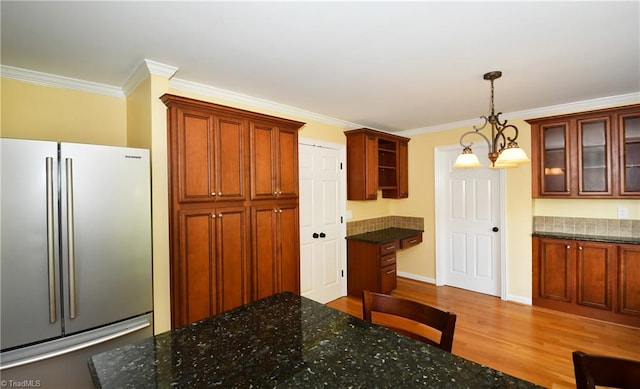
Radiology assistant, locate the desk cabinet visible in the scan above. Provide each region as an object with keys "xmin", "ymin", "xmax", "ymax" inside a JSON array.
[
  {"xmin": 347, "ymin": 239, "xmax": 398, "ymax": 297},
  {"xmin": 533, "ymin": 236, "xmax": 640, "ymax": 327}
]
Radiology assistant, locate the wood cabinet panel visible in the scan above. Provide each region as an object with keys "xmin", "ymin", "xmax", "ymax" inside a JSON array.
[
  {"xmin": 179, "ymin": 210, "xmax": 215, "ymax": 324},
  {"xmin": 618, "ymin": 244, "xmax": 640, "ymax": 316},
  {"xmin": 539, "ymin": 239, "xmax": 572, "ymax": 302},
  {"xmin": 397, "ymin": 140, "xmax": 409, "ymax": 198},
  {"xmin": 576, "ymin": 241, "xmax": 615, "ymax": 310},
  {"xmin": 179, "ymin": 110, "xmax": 214, "ymax": 202},
  {"xmin": 252, "ymin": 203, "xmax": 300, "ymax": 299},
  {"xmin": 215, "ymin": 207, "xmax": 250, "ymax": 313},
  {"xmin": 216, "ymin": 115, "xmax": 245, "ymax": 200}
]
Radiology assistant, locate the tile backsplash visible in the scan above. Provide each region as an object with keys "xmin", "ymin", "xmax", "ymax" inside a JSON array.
[
  {"xmin": 347, "ymin": 216, "xmax": 424, "ymax": 236},
  {"xmin": 533, "ymin": 216, "xmax": 640, "ymax": 238}
]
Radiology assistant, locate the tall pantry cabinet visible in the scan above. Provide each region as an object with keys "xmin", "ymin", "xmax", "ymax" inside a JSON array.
[{"xmin": 161, "ymin": 94, "xmax": 305, "ymax": 328}]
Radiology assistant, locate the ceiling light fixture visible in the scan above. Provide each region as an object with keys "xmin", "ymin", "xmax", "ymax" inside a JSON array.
[{"xmin": 454, "ymin": 71, "xmax": 529, "ymax": 168}]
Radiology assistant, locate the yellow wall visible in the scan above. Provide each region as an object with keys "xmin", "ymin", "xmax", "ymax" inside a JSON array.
[
  {"xmin": 534, "ymin": 199, "xmax": 640, "ymax": 219},
  {"xmin": 1, "ymin": 78, "xmax": 126, "ymax": 145}
]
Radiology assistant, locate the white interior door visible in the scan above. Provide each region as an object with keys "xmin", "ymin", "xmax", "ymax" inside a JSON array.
[
  {"xmin": 299, "ymin": 141, "xmax": 345, "ymax": 303},
  {"xmin": 435, "ymin": 145, "xmax": 505, "ymax": 297}
]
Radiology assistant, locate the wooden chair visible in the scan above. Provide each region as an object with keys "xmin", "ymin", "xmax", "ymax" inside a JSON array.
[
  {"xmin": 572, "ymin": 350, "xmax": 640, "ymax": 389},
  {"xmin": 362, "ymin": 290, "xmax": 457, "ymax": 352}
]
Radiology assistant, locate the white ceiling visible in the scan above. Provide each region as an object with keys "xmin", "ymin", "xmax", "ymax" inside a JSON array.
[{"xmin": 2, "ymin": 1, "xmax": 639, "ymax": 133}]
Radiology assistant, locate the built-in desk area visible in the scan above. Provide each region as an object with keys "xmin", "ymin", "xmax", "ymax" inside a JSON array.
[
  {"xmin": 89, "ymin": 292, "xmax": 541, "ymax": 388},
  {"xmin": 346, "ymin": 227, "xmax": 423, "ymax": 297}
]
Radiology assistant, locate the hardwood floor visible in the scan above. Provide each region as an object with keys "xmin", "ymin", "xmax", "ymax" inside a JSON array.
[{"xmin": 325, "ymin": 277, "xmax": 640, "ymax": 389}]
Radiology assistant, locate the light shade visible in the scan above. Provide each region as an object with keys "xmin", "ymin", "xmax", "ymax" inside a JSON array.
[
  {"xmin": 496, "ymin": 144, "xmax": 530, "ymax": 165},
  {"xmin": 454, "ymin": 148, "xmax": 482, "ymax": 168}
]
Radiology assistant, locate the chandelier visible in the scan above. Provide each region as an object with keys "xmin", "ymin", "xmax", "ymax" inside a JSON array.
[{"xmin": 454, "ymin": 71, "xmax": 529, "ymax": 168}]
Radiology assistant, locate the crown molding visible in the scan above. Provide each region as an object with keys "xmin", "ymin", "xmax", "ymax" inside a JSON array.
[
  {"xmin": 123, "ymin": 59, "xmax": 179, "ymax": 96},
  {"xmin": 170, "ymin": 77, "xmax": 362, "ymax": 130},
  {"xmin": 399, "ymin": 92, "xmax": 640, "ymax": 137},
  {"xmin": 1, "ymin": 65, "xmax": 124, "ymax": 98}
]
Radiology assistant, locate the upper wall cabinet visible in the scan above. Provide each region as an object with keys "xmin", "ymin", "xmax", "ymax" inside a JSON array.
[
  {"xmin": 528, "ymin": 104, "xmax": 640, "ymax": 198},
  {"xmin": 345, "ymin": 128, "xmax": 410, "ymax": 200}
]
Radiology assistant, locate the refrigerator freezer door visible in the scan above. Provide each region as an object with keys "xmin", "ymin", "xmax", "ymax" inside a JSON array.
[
  {"xmin": 1, "ymin": 138, "xmax": 63, "ymax": 350},
  {"xmin": 59, "ymin": 143, "xmax": 152, "ymax": 335}
]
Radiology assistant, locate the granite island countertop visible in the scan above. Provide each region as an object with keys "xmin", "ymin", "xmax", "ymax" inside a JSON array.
[
  {"xmin": 89, "ymin": 292, "xmax": 541, "ymax": 388},
  {"xmin": 346, "ymin": 227, "xmax": 423, "ymax": 244},
  {"xmin": 532, "ymin": 231, "xmax": 640, "ymax": 245}
]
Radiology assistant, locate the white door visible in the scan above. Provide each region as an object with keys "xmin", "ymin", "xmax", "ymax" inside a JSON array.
[
  {"xmin": 435, "ymin": 145, "xmax": 504, "ymax": 297},
  {"xmin": 299, "ymin": 142, "xmax": 345, "ymax": 303}
]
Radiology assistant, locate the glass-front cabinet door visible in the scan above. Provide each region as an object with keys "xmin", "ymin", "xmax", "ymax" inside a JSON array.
[
  {"xmin": 578, "ymin": 116, "xmax": 612, "ymax": 195},
  {"xmin": 541, "ymin": 123, "xmax": 571, "ymax": 195},
  {"xmin": 619, "ymin": 113, "xmax": 640, "ymax": 195}
]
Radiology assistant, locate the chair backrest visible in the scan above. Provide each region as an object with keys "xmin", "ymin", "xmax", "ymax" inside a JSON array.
[
  {"xmin": 573, "ymin": 350, "xmax": 640, "ymax": 389},
  {"xmin": 362, "ymin": 290, "xmax": 457, "ymax": 352}
]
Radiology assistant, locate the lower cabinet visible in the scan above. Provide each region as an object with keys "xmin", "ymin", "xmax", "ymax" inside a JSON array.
[
  {"xmin": 533, "ymin": 237, "xmax": 640, "ymax": 327},
  {"xmin": 347, "ymin": 240, "xmax": 398, "ymax": 297},
  {"xmin": 174, "ymin": 207, "xmax": 250, "ymax": 326},
  {"xmin": 251, "ymin": 203, "xmax": 300, "ymax": 299}
]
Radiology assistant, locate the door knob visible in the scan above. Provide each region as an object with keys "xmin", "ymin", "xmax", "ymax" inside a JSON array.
[
  {"xmin": 492, "ymin": 227, "xmax": 499, "ymax": 232},
  {"xmin": 313, "ymin": 233, "xmax": 319, "ymax": 239},
  {"xmin": 319, "ymin": 232, "xmax": 326, "ymax": 238}
]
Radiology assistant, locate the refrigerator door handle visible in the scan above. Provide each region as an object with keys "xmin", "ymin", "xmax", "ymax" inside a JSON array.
[
  {"xmin": 46, "ymin": 157, "xmax": 57, "ymax": 323},
  {"xmin": 65, "ymin": 158, "xmax": 77, "ymax": 319}
]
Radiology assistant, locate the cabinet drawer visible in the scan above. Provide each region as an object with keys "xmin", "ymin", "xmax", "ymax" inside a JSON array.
[
  {"xmin": 400, "ymin": 234, "xmax": 422, "ymax": 249},
  {"xmin": 380, "ymin": 254, "xmax": 396, "ymax": 268},
  {"xmin": 380, "ymin": 264, "xmax": 397, "ymax": 294},
  {"xmin": 380, "ymin": 241, "xmax": 399, "ymax": 256}
]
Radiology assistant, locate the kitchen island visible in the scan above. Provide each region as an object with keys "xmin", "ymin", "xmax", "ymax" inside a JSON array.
[{"xmin": 89, "ymin": 292, "xmax": 541, "ymax": 388}]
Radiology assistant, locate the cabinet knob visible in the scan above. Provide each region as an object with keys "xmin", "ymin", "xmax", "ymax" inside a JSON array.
[
  {"xmin": 218, "ymin": 192, "xmax": 222, "ymax": 196},
  {"xmin": 492, "ymin": 227, "xmax": 499, "ymax": 232},
  {"xmin": 579, "ymin": 246, "xmax": 583, "ymax": 250},
  {"xmin": 211, "ymin": 214, "xmax": 216, "ymax": 218},
  {"xmin": 211, "ymin": 192, "xmax": 216, "ymax": 196},
  {"xmin": 313, "ymin": 233, "xmax": 319, "ymax": 239},
  {"xmin": 319, "ymin": 232, "xmax": 326, "ymax": 238},
  {"xmin": 566, "ymin": 245, "xmax": 571, "ymax": 249},
  {"xmin": 218, "ymin": 213, "xmax": 222, "ymax": 218}
]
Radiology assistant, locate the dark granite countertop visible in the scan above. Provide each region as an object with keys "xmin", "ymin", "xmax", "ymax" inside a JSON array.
[
  {"xmin": 347, "ymin": 227, "xmax": 423, "ymax": 244},
  {"xmin": 532, "ymin": 232, "xmax": 640, "ymax": 245},
  {"xmin": 89, "ymin": 292, "xmax": 541, "ymax": 388}
]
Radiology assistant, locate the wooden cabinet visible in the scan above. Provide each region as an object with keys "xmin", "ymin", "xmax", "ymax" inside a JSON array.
[
  {"xmin": 532, "ymin": 236, "xmax": 640, "ymax": 327},
  {"xmin": 168, "ymin": 105, "xmax": 245, "ymax": 203},
  {"xmin": 618, "ymin": 244, "xmax": 640, "ymax": 317},
  {"xmin": 162, "ymin": 94, "xmax": 305, "ymax": 328},
  {"xmin": 175, "ymin": 206, "xmax": 250, "ymax": 325},
  {"xmin": 347, "ymin": 239, "xmax": 398, "ymax": 297},
  {"xmin": 618, "ymin": 112, "xmax": 640, "ymax": 195},
  {"xmin": 250, "ymin": 121, "xmax": 299, "ymax": 200},
  {"xmin": 345, "ymin": 128, "xmax": 410, "ymax": 200},
  {"xmin": 528, "ymin": 104, "xmax": 640, "ymax": 198},
  {"xmin": 251, "ymin": 203, "xmax": 300, "ymax": 299}
]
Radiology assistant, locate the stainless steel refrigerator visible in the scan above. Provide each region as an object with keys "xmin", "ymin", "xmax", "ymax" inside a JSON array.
[{"xmin": 0, "ymin": 138, "xmax": 153, "ymax": 388}]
